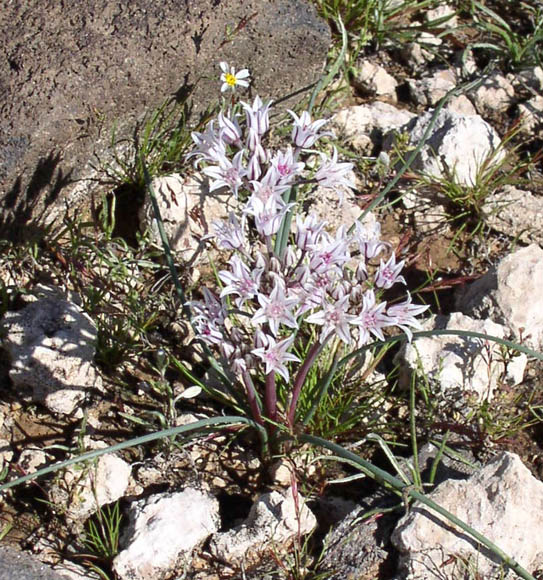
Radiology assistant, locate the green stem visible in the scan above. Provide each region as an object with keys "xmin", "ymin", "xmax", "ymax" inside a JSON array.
[
  {"xmin": 1, "ymin": 417, "xmax": 264, "ymax": 493},
  {"xmin": 337, "ymin": 330, "xmax": 543, "ymax": 370},
  {"xmin": 410, "ymin": 370, "xmax": 422, "ymax": 490}
]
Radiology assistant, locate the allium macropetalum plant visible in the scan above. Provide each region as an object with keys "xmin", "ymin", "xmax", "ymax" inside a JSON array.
[{"xmin": 187, "ymin": 93, "xmax": 429, "ymax": 448}]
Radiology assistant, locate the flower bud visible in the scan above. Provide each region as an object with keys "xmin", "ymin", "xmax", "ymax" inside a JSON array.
[{"xmin": 247, "ymin": 154, "xmax": 261, "ymax": 181}]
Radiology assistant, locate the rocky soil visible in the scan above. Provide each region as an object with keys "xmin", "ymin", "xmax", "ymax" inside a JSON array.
[{"xmin": 1, "ymin": 1, "xmax": 543, "ymax": 579}]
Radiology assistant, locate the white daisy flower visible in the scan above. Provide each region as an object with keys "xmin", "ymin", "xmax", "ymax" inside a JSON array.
[{"xmin": 219, "ymin": 61, "xmax": 250, "ymax": 92}]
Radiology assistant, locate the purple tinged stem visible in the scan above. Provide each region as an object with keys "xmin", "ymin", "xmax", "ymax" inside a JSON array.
[
  {"xmin": 265, "ymin": 371, "xmax": 277, "ymax": 435},
  {"xmin": 242, "ymin": 370, "xmax": 264, "ymax": 426},
  {"xmin": 287, "ymin": 335, "xmax": 331, "ymax": 428}
]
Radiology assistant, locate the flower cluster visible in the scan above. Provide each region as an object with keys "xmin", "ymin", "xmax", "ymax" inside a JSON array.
[
  {"xmin": 188, "ymin": 94, "xmax": 353, "ymax": 206},
  {"xmin": 187, "ymin": 77, "xmax": 428, "ymax": 427},
  {"xmin": 191, "ymin": 211, "xmax": 427, "ymax": 382}
]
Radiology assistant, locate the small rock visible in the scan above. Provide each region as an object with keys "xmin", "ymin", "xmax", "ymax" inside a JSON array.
[
  {"xmin": 1, "ymin": 286, "xmax": 102, "ymax": 415},
  {"xmin": 403, "ymin": 33, "xmax": 442, "ymax": 69},
  {"xmin": 269, "ymin": 450, "xmax": 317, "ymax": 487},
  {"xmin": 309, "ymin": 179, "xmax": 365, "ymax": 232},
  {"xmin": 407, "ymin": 68, "xmax": 456, "ymax": 107},
  {"xmin": 50, "ymin": 443, "xmax": 131, "ymax": 522},
  {"xmin": 392, "ymin": 109, "xmax": 504, "ymax": 187},
  {"xmin": 470, "ymin": 73, "xmax": 515, "ymax": 115},
  {"xmin": 0, "ymin": 545, "xmax": 68, "ymax": 580},
  {"xmin": 114, "ymin": 489, "xmax": 219, "ymax": 580},
  {"xmin": 139, "ymin": 173, "xmax": 239, "ymax": 263},
  {"xmin": 0, "ymin": 438, "xmax": 12, "ymax": 473},
  {"xmin": 392, "ymin": 452, "xmax": 543, "ymax": 579},
  {"xmin": 400, "ymin": 188, "xmax": 449, "ymax": 234},
  {"xmin": 517, "ymin": 95, "xmax": 543, "ymax": 134},
  {"xmin": 18, "ymin": 448, "xmax": 49, "ymax": 474},
  {"xmin": 412, "ymin": 441, "xmax": 479, "ymax": 485},
  {"xmin": 456, "ymin": 244, "xmax": 543, "ymax": 350},
  {"xmin": 333, "ymin": 103, "xmax": 416, "ymax": 153},
  {"xmin": 396, "ymin": 312, "xmax": 525, "ymax": 404},
  {"xmin": 54, "ymin": 561, "xmax": 102, "ymax": 579},
  {"xmin": 353, "ymin": 60, "xmax": 398, "ymax": 102},
  {"xmin": 482, "ymin": 185, "xmax": 543, "ymax": 246},
  {"xmin": 426, "ymin": 4, "xmax": 458, "ymax": 28},
  {"xmin": 209, "ymin": 489, "xmax": 316, "ymax": 565},
  {"xmin": 455, "ymin": 47, "xmax": 478, "ymax": 77},
  {"xmin": 446, "ymin": 94, "xmax": 477, "ymax": 116}
]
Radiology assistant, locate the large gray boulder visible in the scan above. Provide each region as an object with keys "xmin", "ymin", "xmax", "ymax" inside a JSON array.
[
  {"xmin": 0, "ymin": 0, "xmax": 330, "ymax": 240},
  {"xmin": 0, "ymin": 546, "xmax": 68, "ymax": 580}
]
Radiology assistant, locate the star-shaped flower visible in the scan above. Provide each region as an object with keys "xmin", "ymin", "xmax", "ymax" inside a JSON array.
[
  {"xmin": 306, "ymin": 294, "xmax": 355, "ymax": 344},
  {"xmin": 252, "ymin": 335, "xmax": 300, "ymax": 382},
  {"xmin": 252, "ymin": 281, "xmax": 299, "ymax": 336},
  {"xmin": 352, "ymin": 289, "xmax": 392, "ymax": 345}
]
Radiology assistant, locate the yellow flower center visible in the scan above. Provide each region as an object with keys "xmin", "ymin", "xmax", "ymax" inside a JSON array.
[{"xmin": 225, "ymin": 73, "xmax": 237, "ymax": 87}]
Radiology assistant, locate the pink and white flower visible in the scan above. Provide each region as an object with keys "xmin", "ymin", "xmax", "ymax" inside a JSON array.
[
  {"xmin": 306, "ymin": 294, "xmax": 356, "ymax": 344},
  {"xmin": 242, "ymin": 96, "xmax": 272, "ymax": 136},
  {"xmin": 288, "ymin": 110, "xmax": 333, "ymax": 148},
  {"xmin": 219, "ymin": 254, "xmax": 263, "ymax": 308},
  {"xmin": 252, "ymin": 335, "xmax": 300, "ymax": 382},
  {"xmin": 252, "ymin": 281, "xmax": 299, "ymax": 336},
  {"xmin": 352, "ymin": 289, "xmax": 392, "ymax": 345},
  {"xmin": 375, "ymin": 253, "xmax": 406, "ymax": 289},
  {"xmin": 386, "ymin": 292, "xmax": 429, "ymax": 341},
  {"xmin": 314, "ymin": 147, "xmax": 355, "ymax": 202},
  {"xmin": 203, "ymin": 150, "xmax": 247, "ymax": 197}
]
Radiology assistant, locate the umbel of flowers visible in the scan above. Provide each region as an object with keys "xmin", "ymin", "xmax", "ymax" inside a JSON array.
[{"xmin": 187, "ymin": 70, "xmax": 428, "ymax": 435}]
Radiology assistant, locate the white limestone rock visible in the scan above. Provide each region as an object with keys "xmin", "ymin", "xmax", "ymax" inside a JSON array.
[
  {"xmin": 209, "ymin": 490, "xmax": 317, "ymax": 565},
  {"xmin": 395, "ymin": 109, "xmax": 504, "ymax": 186},
  {"xmin": 470, "ymin": 73, "xmax": 515, "ymax": 115},
  {"xmin": 308, "ymin": 178, "xmax": 369, "ymax": 234},
  {"xmin": 333, "ymin": 103, "xmax": 416, "ymax": 153},
  {"xmin": 50, "ymin": 442, "xmax": 131, "ymax": 522},
  {"xmin": 1, "ymin": 286, "xmax": 102, "ymax": 415},
  {"xmin": 353, "ymin": 60, "xmax": 398, "ymax": 102},
  {"xmin": 446, "ymin": 94, "xmax": 477, "ymax": 116},
  {"xmin": 18, "ymin": 448, "xmax": 49, "ymax": 474},
  {"xmin": 397, "ymin": 312, "xmax": 526, "ymax": 404},
  {"xmin": 403, "ymin": 33, "xmax": 442, "ymax": 69},
  {"xmin": 400, "ymin": 188, "xmax": 450, "ymax": 234},
  {"xmin": 407, "ymin": 68, "xmax": 457, "ymax": 107},
  {"xmin": 113, "ymin": 489, "xmax": 219, "ymax": 580},
  {"xmin": 482, "ymin": 185, "xmax": 543, "ymax": 246},
  {"xmin": 426, "ymin": 4, "xmax": 458, "ymax": 28},
  {"xmin": 456, "ymin": 244, "xmax": 543, "ymax": 351},
  {"xmin": 392, "ymin": 452, "xmax": 543, "ymax": 579},
  {"xmin": 139, "ymin": 173, "xmax": 238, "ymax": 262}
]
